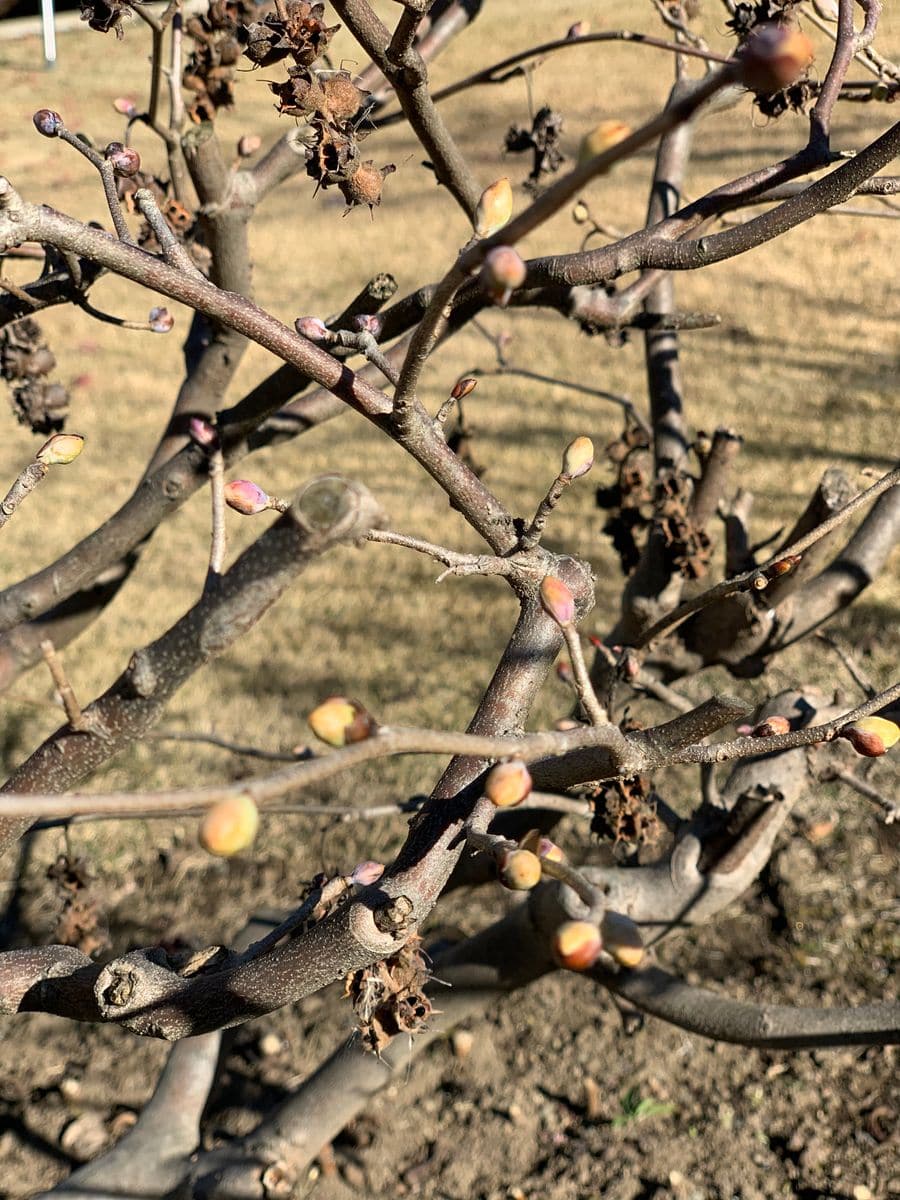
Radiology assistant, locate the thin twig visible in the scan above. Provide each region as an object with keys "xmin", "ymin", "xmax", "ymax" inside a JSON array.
[
  {"xmin": 562, "ymin": 628, "xmax": 609, "ymax": 726},
  {"xmin": 822, "ymin": 766, "xmax": 899, "ymax": 824},
  {"xmin": 39, "ymin": 640, "xmax": 87, "ymax": 732},
  {"xmin": 206, "ymin": 447, "xmax": 226, "ymax": 587}
]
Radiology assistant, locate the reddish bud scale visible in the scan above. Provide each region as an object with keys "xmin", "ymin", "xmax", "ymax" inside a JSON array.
[
  {"xmin": 485, "ymin": 760, "xmax": 532, "ymax": 808},
  {"xmin": 451, "ymin": 377, "xmax": 477, "ymax": 401},
  {"xmin": 33, "ymin": 109, "xmax": 63, "ymax": 137},
  {"xmin": 838, "ymin": 716, "xmax": 899, "ymax": 758},
  {"xmin": 224, "ymin": 479, "xmax": 270, "ymax": 515},
  {"xmin": 553, "ymin": 920, "xmax": 602, "ymax": 971},
  {"xmin": 540, "ymin": 575, "xmax": 576, "ymax": 626},
  {"xmin": 750, "ymin": 716, "xmax": 791, "ymax": 738},
  {"xmin": 767, "ymin": 554, "xmax": 802, "ymax": 579}
]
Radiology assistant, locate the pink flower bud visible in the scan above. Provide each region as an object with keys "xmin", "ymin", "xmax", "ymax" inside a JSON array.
[
  {"xmin": 295, "ymin": 316, "xmax": 330, "ymax": 342},
  {"xmin": 479, "ymin": 246, "xmax": 527, "ymax": 307},
  {"xmin": 113, "ymin": 97, "xmax": 137, "ymax": 117},
  {"xmin": 567, "ymin": 20, "xmax": 590, "ymax": 38},
  {"xmin": 451, "ymin": 377, "xmax": 477, "ymax": 401},
  {"xmin": 33, "ymin": 109, "xmax": 63, "ymax": 137},
  {"xmin": 540, "ymin": 575, "xmax": 576, "ymax": 626},
  {"xmin": 562, "ymin": 436, "xmax": 594, "ymax": 479},
  {"xmin": 485, "ymin": 760, "xmax": 532, "ymax": 808},
  {"xmin": 104, "ymin": 142, "xmax": 141, "ymax": 177},
  {"xmin": 189, "ymin": 417, "xmax": 218, "ymax": 448},
  {"xmin": 148, "ymin": 306, "xmax": 174, "ymax": 334},
  {"xmin": 350, "ymin": 860, "xmax": 385, "ymax": 886},
  {"xmin": 237, "ymin": 134, "xmax": 262, "ymax": 158},
  {"xmin": 224, "ymin": 479, "xmax": 270, "ymax": 515},
  {"xmin": 35, "ymin": 433, "xmax": 85, "ymax": 465}
]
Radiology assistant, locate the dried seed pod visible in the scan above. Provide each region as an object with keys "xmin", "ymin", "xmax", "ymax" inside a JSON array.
[
  {"xmin": 199, "ymin": 794, "xmax": 260, "ymax": 857},
  {"xmin": 737, "ymin": 23, "xmax": 814, "ymax": 94},
  {"xmin": 485, "ymin": 760, "xmax": 532, "ymax": 808},
  {"xmin": 562, "ymin": 436, "xmax": 594, "ymax": 479},
  {"xmin": 104, "ymin": 141, "xmax": 141, "ymax": 177},
  {"xmin": 600, "ymin": 910, "xmax": 644, "ymax": 968},
  {"xmin": 339, "ymin": 161, "xmax": 395, "ymax": 212},
  {"xmin": 498, "ymin": 848, "xmax": 542, "ymax": 891},
  {"xmin": 474, "ymin": 177, "xmax": 513, "ymax": 239},
  {"xmin": 307, "ymin": 696, "xmax": 376, "ymax": 747},
  {"xmin": 224, "ymin": 479, "xmax": 270, "ymax": 515},
  {"xmin": 540, "ymin": 575, "xmax": 576, "ymax": 626},
  {"xmin": 553, "ymin": 920, "xmax": 602, "ymax": 971},
  {"xmin": 839, "ymin": 716, "xmax": 899, "ymax": 758},
  {"xmin": 321, "ymin": 73, "xmax": 367, "ymax": 123},
  {"xmin": 35, "ymin": 433, "xmax": 85, "ymax": 465}
]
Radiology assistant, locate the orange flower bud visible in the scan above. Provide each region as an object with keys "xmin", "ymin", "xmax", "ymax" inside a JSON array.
[
  {"xmin": 540, "ymin": 575, "xmax": 576, "ymax": 626},
  {"xmin": 737, "ymin": 23, "xmax": 814, "ymax": 94},
  {"xmin": 224, "ymin": 479, "xmax": 270, "ymax": 515},
  {"xmin": 307, "ymin": 696, "xmax": 376, "ymax": 747},
  {"xmin": 553, "ymin": 920, "xmax": 602, "ymax": 971},
  {"xmin": 485, "ymin": 760, "xmax": 532, "ymax": 808},
  {"xmin": 36, "ymin": 433, "xmax": 85, "ymax": 465},
  {"xmin": 562, "ymin": 436, "xmax": 594, "ymax": 479},
  {"xmin": 498, "ymin": 848, "xmax": 542, "ymax": 891},
  {"xmin": 839, "ymin": 715, "xmax": 899, "ymax": 758},
  {"xmin": 474, "ymin": 177, "xmax": 513, "ymax": 239},
  {"xmin": 199, "ymin": 794, "xmax": 260, "ymax": 857},
  {"xmin": 578, "ymin": 120, "xmax": 632, "ymax": 167},
  {"xmin": 600, "ymin": 910, "xmax": 644, "ymax": 968}
]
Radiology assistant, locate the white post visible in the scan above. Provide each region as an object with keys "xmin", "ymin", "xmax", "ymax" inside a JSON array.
[{"xmin": 41, "ymin": 0, "xmax": 57, "ymax": 67}]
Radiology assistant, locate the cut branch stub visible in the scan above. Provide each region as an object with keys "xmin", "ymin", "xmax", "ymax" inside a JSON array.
[{"xmin": 290, "ymin": 473, "xmax": 387, "ymax": 546}]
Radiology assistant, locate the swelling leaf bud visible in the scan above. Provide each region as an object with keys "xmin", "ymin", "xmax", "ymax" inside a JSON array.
[
  {"xmin": 479, "ymin": 246, "xmax": 527, "ymax": 306},
  {"xmin": 199, "ymin": 794, "xmax": 260, "ymax": 857},
  {"xmin": 33, "ymin": 109, "xmax": 63, "ymax": 137},
  {"xmin": 485, "ymin": 760, "xmax": 532, "ymax": 808},
  {"xmin": 350, "ymin": 860, "xmax": 385, "ymax": 886},
  {"xmin": 104, "ymin": 141, "xmax": 141, "ymax": 177},
  {"xmin": 578, "ymin": 120, "xmax": 632, "ymax": 167},
  {"xmin": 308, "ymin": 696, "xmax": 376, "ymax": 747},
  {"xmin": 498, "ymin": 848, "xmax": 542, "ymax": 891},
  {"xmin": 36, "ymin": 433, "xmax": 85, "ymax": 465},
  {"xmin": 540, "ymin": 575, "xmax": 576, "ymax": 626},
  {"xmin": 224, "ymin": 479, "xmax": 270, "ymax": 515},
  {"xmin": 148, "ymin": 306, "xmax": 174, "ymax": 334},
  {"xmin": 562, "ymin": 436, "xmax": 594, "ymax": 479},
  {"xmin": 737, "ymin": 23, "xmax": 814, "ymax": 94},
  {"xmin": 474, "ymin": 177, "xmax": 513, "ymax": 239},
  {"xmin": 451, "ymin": 376, "xmax": 477, "ymax": 401},
  {"xmin": 295, "ymin": 316, "xmax": 329, "ymax": 342},
  {"xmin": 553, "ymin": 920, "xmax": 602, "ymax": 971},
  {"xmin": 839, "ymin": 715, "xmax": 899, "ymax": 758},
  {"xmin": 600, "ymin": 910, "xmax": 644, "ymax": 968}
]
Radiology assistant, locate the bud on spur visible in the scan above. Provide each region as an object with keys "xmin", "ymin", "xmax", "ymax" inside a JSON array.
[
  {"xmin": 295, "ymin": 316, "xmax": 330, "ymax": 342},
  {"xmin": 838, "ymin": 715, "xmax": 899, "ymax": 758},
  {"xmin": 485, "ymin": 760, "xmax": 532, "ymax": 808},
  {"xmin": 307, "ymin": 696, "xmax": 377, "ymax": 747},
  {"xmin": 479, "ymin": 246, "xmax": 527, "ymax": 306},
  {"xmin": 148, "ymin": 307, "xmax": 174, "ymax": 334},
  {"xmin": 33, "ymin": 109, "xmax": 63, "ymax": 138},
  {"xmin": 562, "ymin": 436, "xmax": 594, "ymax": 479},
  {"xmin": 497, "ymin": 848, "xmax": 542, "ymax": 891},
  {"xmin": 224, "ymin": 479, "xmax": 270, "ymax": 515},
  {"xmin": 474, "ymin": 177, "xmax": 513, "ymax": 239},
  {"xmin": 189, "ymin": 417, "xmax": 218, "ymax": 448},
  {"xmin": 36, "ymin": 433, "xmax": 85, "ymax": 465},
  {"xmin": 553, "ymin": 920, "xmax": 602, "ymax": 971},
  {"xmin": 540, "ymin": 575, "xmax": 576, "ymax": 626},
  {"xmin": 104, "ymin": 141, "xmax": 141, "ymax": 177},
  {"xmin": 199, "ymin": 794, "xmax": 260, "ymax": 857}
]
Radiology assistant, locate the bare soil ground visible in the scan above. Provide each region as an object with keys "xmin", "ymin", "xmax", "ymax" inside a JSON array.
[{"xmin": 0, "ymin": 2, "xmax": 897, "ymax": 1197}]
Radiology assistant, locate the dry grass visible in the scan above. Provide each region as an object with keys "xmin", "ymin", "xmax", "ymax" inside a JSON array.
[{"xmin": 0, "ymin": 2, "xmax": 897, "ymax": 867}]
